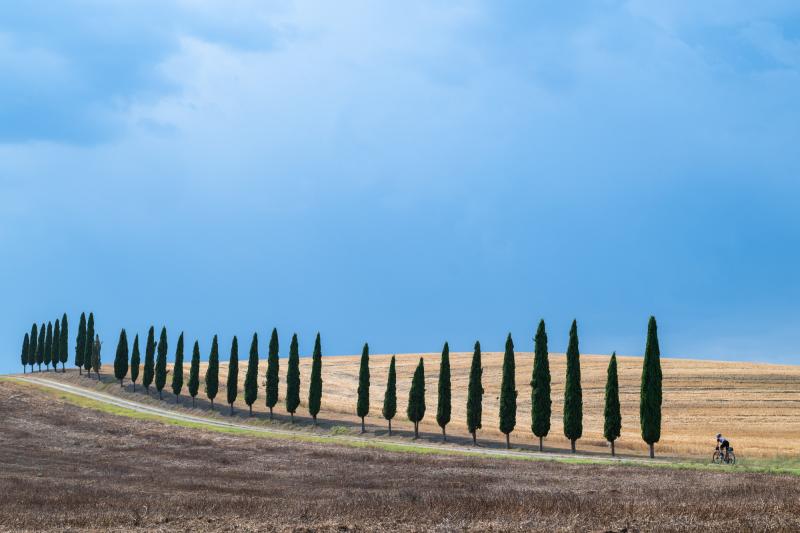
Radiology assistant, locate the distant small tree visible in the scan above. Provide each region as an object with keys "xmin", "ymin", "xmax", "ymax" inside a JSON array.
[
  {"xmin": 21, "ymin": 333, "xmax": 30, "ymax": 373},
  {"xmin": 130, "ymin": 334, "xmax": 141, "ymax": 391},
  {"xmin": 114, "ymin": 329, "xmax": 129, "ymax": 386},
  {"xmin": 205, "ymin": 335, "xmax": 220, "ymax": 409},
  {"xmin": 188, "ymin": 340, "xmax": 200, "ymax": 407},
  {"xmin": 640, "ymin": 316, "xmax": 663, "ymax": 459},
  {"xmin": 382, "ymin": 356, "xmax": 397, "ymax": 435},
  {"xmin": 563, "ymin": 320, "xmax": 583, "ymax": 453},
  {"xmin": 74, "ymin": 314, "xmax": 85, "ymax": 374},
  {"xmin": 44, "ymin": 322, "xmax": 53, "ymax": 371},
  {"xmin": 52, "ymin": 319, "xmax": 61, "ymax": 373},
  {"xmin": 244, "ymin": 333, "xmax": 259, "ymax": 415},
  {"xmin": 308, "ymin": 333, "xmax": 323, "ymax": 425},
  {"xmin": 83, "ymin": 314, "xmax": 95, "ymax": 375},
  {"xmin": 36, "ymin": 323, "xmax": 45, "ymax": 372},
  {"xmin": 91, "ymin": 335, "xmax": 102, "ymax": 378},
  {"xmin": 436, "ymin": 342, "xmax": 451, "ymax": 441},
  {"xmin": 407, "ymin": 358, "xmax": 426, "ymax": 439},
  {"xmin": 59, "ymin": 313, "xmax": 69, "ymax": 372},
  {"xmin": 172, "ymin": 332, "xmax": 185, "ymax": 403},
  {"xmin": 531, "ymin": 319, "xmax": 551, "ymax": 452},
  {"xmin": 604, "ymin": 352, "xmax": 622, "ymax": 456},
  {"xmin": 29, "ymin": 323, "xmax": 38, "ymax": 373},
  {"xmin": 155, "ymin": 327, "xmax": 168, "ymax": 399},
  {"xmin": 285, "ymin": 334, "xmax": 300, "ymax": 421},
  {"xmin": 356, "ymin": 343, "xmax": 370, "ymax": 433},
  {"xmin": 265, "ymin": 328, "xmax": 280, "ymax": 419},
  {"xmin": 499, "ymin": 333, "xmax": 517, "ymax": 449},
  {"xmin": 143, "ymin": 326, "xmax": 156, "ymax": 393},
  {"xmin": 226, "ymin": 336, "xmax": 239, "ymax": 415},
  {"xmin": 466, "ymin": 341, "xmax": 483, "ymax": 445}
]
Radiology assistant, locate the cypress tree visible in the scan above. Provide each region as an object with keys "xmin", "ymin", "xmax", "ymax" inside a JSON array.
[
  {"xmin": 172, "ymin": 332, "xmax": 184, "ymax": 403},
  {"xmin": 499, "ymin": 333, "xmax": 517, "ymax": 449},
  {"xmin": 143, "ymin": 326, "xmax": 156, "ymax": 392},
  {"xmin": 407, "ymin": 358, "xmax": 426, "ymax": 438},
  {"xmin": 83, "ymin": 314, "xmax": 94, "ymax": 374},
  {"xmin": 155, "ymin": 327, "xmax": 168, "ymax": 399},
  {"xmin": 640, "ymin": 316, "xmax": 663, "ymax": 459},
  {"xmin": 205, "ymin": 335, "xmax": 220, "ymax": 409},
  {"xmin": 188, "ymin": 340, "xmax": 200, "ymax": 407},
  {"xmin": 52, "ymin": 319, "xmax": 61, "ymax": 373},
  {"xmin": 265, "ymin": 328, "xmax": 279, "ymax": 419},
  {"xmin": 436, "ymin": 342, "xmax": 451, "ymax": 441},
  {"xmin": 21, "ymin": 333, "xmax": 30, "ymax": 373},
  {"xmin": 244, "ymin": 333, "xmax": 259, "ymax": 415},
  {"xmin": 29, "ymin": 323, "xmax": 38, "ymax": 372},
  {"xmin": 130, "ymin": 334, "xmax": 141, "ymax": 391},
  {"xmin": 382, "ymin": 355, "xmax": 397, "ymax": 435},
  {"xmin": 91, "ymin": 335, "xmax": 102, "ymax": 377},
  {"xmin": 466, "ymin": 341, "xmax": 483, "ymax": 445},
  {"xmin": 114, "ymin": 328, "xmax": 129, "ymax": 386},
  {"xmin": 604, "ymin": 352, "xmax": 622, "ymax": 456},
  {"xmin": 531, "ymin": 319, "xmax": 551, "ymax": 451},
  {"xmin": 74, "ymin": 314, "xmax": 85, "ymax": 374},
  {"xmin": 36, "ymin": 323, "xmax": 45, "ymax": 372},
  {"xmin": 226, "ymin": 336, "xmax": 239, "ymax": 415},
  {"xmin": 44, "ymin": 322, "xmax": 53, "ymax": 371},
  {"xmin": 285, "ymin": 334, "xmax": 300, "ymax": 421},
  {"xmin": 308, "ymin": 333, "xmax": 323, "ymax": 425},
  {"xmin": 59, "ymin": 313, "xmax": 69, "ymax": 372},
  {"xmin": 563, "ymin": 320, "xmax": 583, "ymax": 453},
  {"xmin": 356, "ymin": 343, "xmax": 370, "ymax": 433}
]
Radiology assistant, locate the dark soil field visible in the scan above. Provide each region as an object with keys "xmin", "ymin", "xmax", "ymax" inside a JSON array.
[{"xmin": 2, "ymin": 380, "xmax": 799, "ymax": 532}]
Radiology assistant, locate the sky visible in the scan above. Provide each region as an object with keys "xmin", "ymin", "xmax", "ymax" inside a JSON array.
[{"xmin": 2, "ymin": 1, "xmax": 800, "ymax": 374}]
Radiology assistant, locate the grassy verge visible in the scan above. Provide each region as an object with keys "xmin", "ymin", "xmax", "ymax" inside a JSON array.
[{"xmin": 5, "ymin": 376, "xmax": 800, "ymax": 476}]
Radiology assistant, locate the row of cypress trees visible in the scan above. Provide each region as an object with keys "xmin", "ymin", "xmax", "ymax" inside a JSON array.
[{"xmin": 20, "ymin": 314, "xmax": 70, "ymax": 373}]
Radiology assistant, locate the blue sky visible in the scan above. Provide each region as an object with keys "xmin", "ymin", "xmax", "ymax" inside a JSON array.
[{"xmin": 2, "ymin": 1, "xmax": 800, "ymax": 373}]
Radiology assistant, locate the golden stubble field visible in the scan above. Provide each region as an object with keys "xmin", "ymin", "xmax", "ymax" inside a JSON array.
[{"xmin": 198, "ymin": 351, "xmax": 800, "ymax": 459}]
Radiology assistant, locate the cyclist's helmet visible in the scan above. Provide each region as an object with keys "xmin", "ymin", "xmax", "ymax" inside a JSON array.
[{"xmin": 716, "ymin": 433, "xmax": 722, "ymax": 439}]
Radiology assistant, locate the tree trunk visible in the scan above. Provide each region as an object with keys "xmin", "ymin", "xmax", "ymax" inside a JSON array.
[
  {"xmin": 63, "ymin": 363, "xmax": 66, "ymax": 372},
  {"xmin": 176, "ymin": 395, "xmax": 180, "ymax": 404},
  {"xmin": 571, "ymin": 439, "xmax": 576, "ymax": 453},
  {"xmin": 120, "ymin": 379, "xmax": 123, "ymax": 387},
  {"xmin": 361, "ymin": 417, "xmax": 365, "ymax": 434},
  {"xmin": 312, "ymin": 415, "xmax": 317, "ymax": 427},
  {"xmin": 388, "ymin": 419, "xmax": 392, "ymax": 436},
  {"xmin": 159, "ymin": 390, "xmax": 163, "ymax": 400},
  {"xmin": 505, "ymin": 433, "xmax": 510, "ymax": 449},
  {"xmin": 649, "ymin": 443, "xmax": 654, "ymax": 459},
  {"xmin": 230, "ymin": 404, "xmax": 234, "ymax": 415},
  {"xmin": 210, "ymin": 399, "xmax": 214, "ymax": 410},
  {"xmin": 269, "ymin": 407, "xmax": 273, "ymax": 420},
  {"xmin": 290, "ymin": 412, "xmax": 294, "ymax": 423},
  {"xmin": 414, "ymin": 422, "xmax": 419, "ymax": 439},
  {"xmin": 539, "ymin": 436, "xmax": 543, "ymax": 452},
  {"xmin": 442, "ymin": 426, "xmax": 446, "ymax": 442},
  {"xmin": 611, "ymin": 440, "xmax": 616, "ymax": 457},
  {"xmin": 472, "ymin": 431, "xmax": 477, "ymax": 446},
  {"xmin": 23, "ymin": 366, "xmax": 25, "ymax": 374},
  {"xmin": 79, "ymin": 367, "xmax": 82, "ymax": 375},
  {"xmin": 192, "ymin": 397, "xmax": 196, "ymax": 408},
  {"xmin": 38, "ymin": 364, "xmax": 41, "ymax": 372},
  {"xmin": 249, "ymin": 405, "xmax": 253, "ymax": 416},
  {"xmin": 132, "ymin": 382, "xmax": 136, "ymax": 392}
]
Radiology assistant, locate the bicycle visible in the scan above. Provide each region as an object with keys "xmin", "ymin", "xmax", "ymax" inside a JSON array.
[{"xmin": 712, "ymin": 446, "xmax": 736, "ymax": 465}]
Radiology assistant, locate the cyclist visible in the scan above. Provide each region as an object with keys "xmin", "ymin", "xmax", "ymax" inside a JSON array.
[{"xmin": 716, "ymin": 433, "xmax": 731, "ymax": 461}]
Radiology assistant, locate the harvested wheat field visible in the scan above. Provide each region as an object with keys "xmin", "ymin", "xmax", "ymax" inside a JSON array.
[
  {"xmin": 191, "ymin": 350, "xmax": 800, "ymax": 459},
  {"xmin": 2, "ymin": 379, "xmax": 800, "ymax": 532}
]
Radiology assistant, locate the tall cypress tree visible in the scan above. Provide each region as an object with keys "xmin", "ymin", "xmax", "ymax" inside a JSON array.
[
  {"xmin": 188, "ymin": 340, "xmax": 200, "ymax": 407},
  {"xmin": 59, "ymin": 313, "xmax": 69, "ymax": 372},
  {"xmin": 265, "ymin": 328, "xmax": 279, "ymax": 419},
  {"xmin": 114, "ymin": 328, "xmax": 129, "ymax": 386},
  {"xmin": 91, "ymin": 335, "xmax": 102, "ymax": 377},
  {"xmin": 640, "ymin": 316, "xmax": 663, "ymax": 459},
  {"xmin": 285, "ymin": 334, "xmax": 300, "ymax": 421},
  {"xmin": 226, "ymin": 336, "xmax": 239, "ymax": 415},
  {"xmin": 155, "ymin": 327, "xmax": 168, "ymax": 399},
  {"xmin": 44, "ymin": 322, "xmax": 53, "ymax": 371},
  {"xmin": 356, "ymin": 343, "xmax": 370, "ymax": 433},
  {"xmin": 36, "ymin": 323, "xmax": 45, "ymax": 372},
  {"xmin": 143, "ymin": 326, "xmax": 156, "ymax": 392},
  {"xmin": 83, "ymin": 314, "xmax": 94, "ymax": 375},
  {"xmin": 436, "ymin": 342, "xmax": 451, "ymax": 441},
  {"xmin": 531, "ymin": 319, "xmax": 551, "ymax": 451},
  {"xmin": 466, "ymin": 341, "xmax": 483, "ymax": 445},
  {"xmin": 130, "ymin": 334, "xmax": 141, "ymax": 391},
  {"xmin": 308, "ymin": 333, "xmax": 323, "ymax": 425},
  {"xmin": 563, "ymin": 320, "xmax": 583, "ymax": 453},
  {"xmin": 74, "ymin": 314, "xmax": 84, "ymax": 374},
  {"xmin": 172, "ymin": 332, "xmax": 184, "ymax": 403},
  {"xmin": 244, "ymin": 333, "xmax": 259, "ymax": 415},
  {"xmin": 407, "ymin": 358, "xmax": 426, "ymax": 438},
  {"xmin": 382, "ymin": 355, "xmax": 397, "ymax": 435},
  {"xmin": 52, "ymin": 319, "xmax": 61, "ymax": 373},
  {"xmin": 604, "ymin": 352, "xmax": 622, "ymax": 457},
  {"xmin": 205, "ymin": 335, "xmax": 220, "ymax": 409},
  {"xmin": 499, "ymin": 333, "xmax": 517, "ymax": 449},
  {"xmin": 29, "ymin": 323, "xmax": 38, "ymax": 373},
  {"xmin": 21, "ymin": 333, "xmax": 30, "ymax": 373}
]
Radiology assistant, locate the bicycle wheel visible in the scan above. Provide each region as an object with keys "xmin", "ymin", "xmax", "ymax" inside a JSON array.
[
  {"xmin": 727, "ymin": 451, "xmax": 736, "ymax": 465},
  {"xmin": 712, "ymin": 451, "xmax": 721, "ymax": 464}
]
